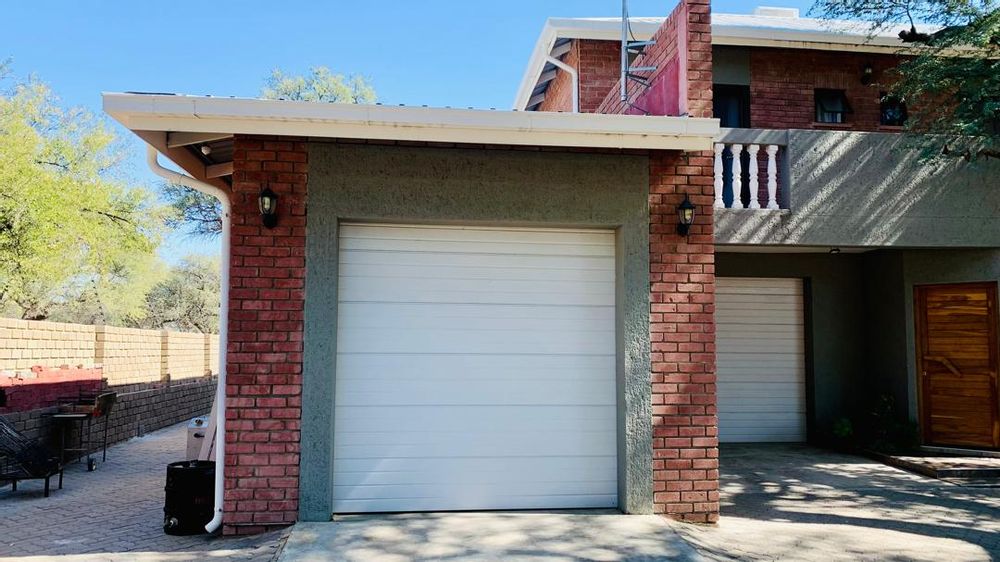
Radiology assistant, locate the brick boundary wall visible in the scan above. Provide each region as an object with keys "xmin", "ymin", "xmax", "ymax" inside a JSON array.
[
  {"xmin": 0, "ymin": 319, "xmax": 219, "ymax": 386},
  {"xmin": 223, "ymin": 135, "xmax": 307, "ymax": 535},
  {"xmin": 1, "ymin": 377, "xmax": 216, "ymax": 467}
]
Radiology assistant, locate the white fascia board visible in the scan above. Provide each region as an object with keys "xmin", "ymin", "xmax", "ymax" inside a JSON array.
[{"xmin": 103, "ymin": 93, "xmax": 719, "ymax": 152}]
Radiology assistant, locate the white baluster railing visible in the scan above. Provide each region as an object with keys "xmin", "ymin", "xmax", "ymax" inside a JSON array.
[{"xmin": 712, "ymin": 141, "xmax": 786, "ymax": 210}]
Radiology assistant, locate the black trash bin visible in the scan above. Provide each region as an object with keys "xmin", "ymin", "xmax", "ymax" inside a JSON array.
[{"xmin": 163, "ymin": 460, "xmax": 215, "ymax": 535}]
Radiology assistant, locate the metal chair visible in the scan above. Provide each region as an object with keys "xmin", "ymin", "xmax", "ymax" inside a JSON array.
[
  {"xmin": 0, "ymin": 417, "xmax": 63, "ymax": 497},
  {"xmin": 46, "ymin": 391, "xmax": 117, "ymax": 470}
]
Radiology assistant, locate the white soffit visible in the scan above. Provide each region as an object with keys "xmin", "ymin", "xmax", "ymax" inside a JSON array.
[{"xmin": 103, "ymin": 93, "xmax": 718, "ymax": 151}]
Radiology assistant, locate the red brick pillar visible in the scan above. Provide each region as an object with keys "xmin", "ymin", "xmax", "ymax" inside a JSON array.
[
  {"xmin": 649, "ymin": 150, "xmax": 718, "ymax": 523},
  {"xmin": 223, "ymin": 135, "xmax": 308, "ymax": 535}
]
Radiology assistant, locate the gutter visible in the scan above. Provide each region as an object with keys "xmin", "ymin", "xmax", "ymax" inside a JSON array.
[
  {"xmin": 545, "ymin": 55, "xmax": 579, "ymax": 113},
  {"xmin": 146, "ymin": 145, "xmax": 230, "ymax": 534}
]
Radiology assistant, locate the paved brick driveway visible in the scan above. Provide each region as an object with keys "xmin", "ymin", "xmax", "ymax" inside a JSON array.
[
  {"xmin": 0, "ymin": 422, "xmax": 286, "ymax": 561},
  {"xmin": 673, "ymin": 444, "xmax": 1000, "ymax": 561}
]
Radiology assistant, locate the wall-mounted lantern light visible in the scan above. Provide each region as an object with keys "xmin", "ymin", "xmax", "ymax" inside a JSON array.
[
  {"xmin": 861, "ymin": 63, "xmax": 874, "ymax": 86},
  {"xmin": 677, "ymin": 194, "xmax": 696, "ymax": 237},
  {"xmin": 259, "ymin": 187, "xmax": 278, "ymax": 229}
]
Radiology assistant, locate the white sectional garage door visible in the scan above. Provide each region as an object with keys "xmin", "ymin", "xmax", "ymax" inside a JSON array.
[
  {"xmin": 332, "ymin": 224, "xmax": 617, "ymax": 513},
  {"xmin": 716, "ymin": 277, "xmax": 806, "ymax": 443}
]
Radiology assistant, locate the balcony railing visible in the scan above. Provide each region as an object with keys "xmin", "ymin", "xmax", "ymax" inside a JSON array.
[{"xmin": 713, "ymin": 129, "xmax": 789, "ymax": 210}]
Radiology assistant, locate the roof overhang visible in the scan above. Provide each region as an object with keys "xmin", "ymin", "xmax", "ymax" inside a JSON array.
[
  {"xmin": 104, "ymin": 93, "xmax": 719, "ymax": 180},
  {"xmin": 514, "ymin": 14, "xmax": 935, "ymax": 110}
]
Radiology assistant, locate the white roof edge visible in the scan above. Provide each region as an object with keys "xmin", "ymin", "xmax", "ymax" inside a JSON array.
[
  {"xmin": 513, "ymin": 15, "xmax": 926, "ymax": 110},
  {"xmin": 103, "ymin": 93, "xmax": 719, "ymax": 152}
]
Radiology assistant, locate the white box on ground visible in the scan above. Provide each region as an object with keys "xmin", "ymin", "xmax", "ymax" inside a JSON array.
[{"xmin": 186, "ymin": 417, "xmax": 208, "ymax": 460}]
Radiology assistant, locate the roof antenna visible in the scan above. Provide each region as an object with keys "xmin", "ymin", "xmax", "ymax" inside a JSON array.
[
  {"xmin": 620, "ymin": 0, "xmax": 656, "ymax": 104},
  {"xmin": 620, "ymin": 0, "xmax": 656, "ymax": 107}
]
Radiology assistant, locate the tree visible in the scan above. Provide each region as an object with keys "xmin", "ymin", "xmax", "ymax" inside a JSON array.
[
  {"xmin": 810, "ymin": 0, "xmax": 1000, "ymax": 158},
  {"xmin": 163, "ymin": 183, "xmax": 221, "ymax": 238},
  {"xmin": 165, "ymin": 66, "xmax": 377, "ymax": 237},
  {"xmin": 0, "ymin": 73, "xmax": 168, "ymax": 321},
  {"xmin": 262, "ymin": 66, "xmax": 376, "ymax": 104},
  {"xmin": 130, "ymin": 255, "xmax": 220, "ymax": 333}
]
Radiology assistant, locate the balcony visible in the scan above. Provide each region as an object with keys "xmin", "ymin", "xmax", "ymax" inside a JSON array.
[
  {"xmin": 713, "ymin": 128, "xmax": 789, "ymax": 211},
  {"xmin": 713, "ymin": 128, "xmax": 1000, "ymax": 248}
]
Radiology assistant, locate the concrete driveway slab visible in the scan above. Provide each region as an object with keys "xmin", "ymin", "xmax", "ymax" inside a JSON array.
[
  {"xmin": 671, "ymin": 444, "xmax": 1000, "ymax": 561},
  {"xmin": 279, "ymin": 512, "xmax": 707, "ymax": 562}
]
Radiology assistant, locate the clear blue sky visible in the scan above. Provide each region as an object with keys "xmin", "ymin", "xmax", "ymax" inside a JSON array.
[{"xmin": 3, "ymin": 0, "xmax": 811, "ymax": 261}]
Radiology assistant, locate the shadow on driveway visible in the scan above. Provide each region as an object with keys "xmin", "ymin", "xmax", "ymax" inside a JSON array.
[
  {"xmin": 672, "ymin": 444, "xmax": 1000, "ymax": 561},
  {"xmin": 280, "ymin": 511, "xmax": 706, "ymax": 562}
]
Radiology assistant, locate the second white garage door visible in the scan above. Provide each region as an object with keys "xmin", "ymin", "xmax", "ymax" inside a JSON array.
[
  {"xmin": 717, "ymin": 277, "xmax": 807, "ymax": 443},
  {"xmin": 332, "ymin": 224, "xmax": 617, "ymax": 513}
]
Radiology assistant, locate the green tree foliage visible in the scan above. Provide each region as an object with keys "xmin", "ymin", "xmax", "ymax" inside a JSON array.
[
  {"xmin": 0, "ymin": 74, "xmax": 168, "ymax": 321},
  {"xmin": 262, "ymin": 66, "xmax": 377, "ymax": 104},
  {"xmin": 166, "ymin": 67, "xmax": 377, "ymax": 238},
  {"xmin": 163, "ymin": 183, "xmax": 222, "ymax": 238},
  {"xmin": 811, "ymin": 0, "xmax": 1000, "ymax": 158},
  {"xmin": 131, "ymin": 255, "xmax": 220, "ymax": 333}
]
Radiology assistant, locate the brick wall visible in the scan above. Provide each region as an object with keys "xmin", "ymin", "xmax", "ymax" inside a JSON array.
[
  {"xmin": 597, "ymin": 0, "xmax": 710, "ymax": 118},
  {"xmin": 0, "ymin": 318, "xmax": 219, "ymax": 386},
  {"xmin": 648, "ymin": 151, "xmax": 718, "ymax": 523},
  {"xmin": 594, "ymin": 0, "xmax": 719, "ymax": 523},
  {"xmin": 0, "ymin": 366, "xmax": 103, "ymax": 413},
  {"xmin": 537, "ymin": 40, "xmax": 621, "ymax": 114},
  {"xmin": 2, "ymin": 377, "xmax": 216, "ymax": 460},
  {"xmin": 223, "ymin": 135, "xmax": 306, "ymax": 535},
  {"xmin": 749, "ymin": 49, "xmax": 903, "ymax": 131}
]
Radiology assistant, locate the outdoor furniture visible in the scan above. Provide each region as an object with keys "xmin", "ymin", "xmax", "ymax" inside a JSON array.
[
  {"xmin": 0, "ymin": 416, "xmax": 63, "ymax": 497},
  {"xmin": 45, "ymin": 391, "xmax": 117, "ymax": 470}
]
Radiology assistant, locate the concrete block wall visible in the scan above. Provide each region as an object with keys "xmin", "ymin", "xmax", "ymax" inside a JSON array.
[
  {"xmin": 0, "ymin": 320, "xmax": 96, "ymax": 372},
  {"xmin": 95, "ymin": 326, "xmax": 163, "ymax": 385},
  {"xmin": 2, "ymin": 377, "xmax": 216, "ymax": 461},
  {"xmin": 164, "ymin": 331, "xmax": 212, "ymax": 381},
  {"xmin": 0, "ymin": 318, "xmax": 219, "ymax": 385}
]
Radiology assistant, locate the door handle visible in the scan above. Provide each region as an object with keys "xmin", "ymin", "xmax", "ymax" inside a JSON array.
[{"xmin": 923, "ymin": 355, "xmax": 963, "ymax": 377}]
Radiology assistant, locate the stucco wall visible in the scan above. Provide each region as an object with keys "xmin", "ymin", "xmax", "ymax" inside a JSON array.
[
  {"xmin": 301, "ymin": 142, "xmax": 652, "ymax": 520},
  {"xmin": 715, "ymin": 130, "xmax": 1000, "ymax": 248}
]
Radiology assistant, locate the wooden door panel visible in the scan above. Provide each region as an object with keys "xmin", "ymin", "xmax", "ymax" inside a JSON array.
[{"xmin": 916, "ymin": 282, "xmax": 1000, "ymax": 450}]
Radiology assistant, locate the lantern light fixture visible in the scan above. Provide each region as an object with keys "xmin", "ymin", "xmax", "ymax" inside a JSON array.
[
  {"xmin": 259, "ymin": 187, "xmax": 278, "ymax": 229},
  {"xmin": 676, "ymin": 194, "xmax": 696, "ymax": 237}
]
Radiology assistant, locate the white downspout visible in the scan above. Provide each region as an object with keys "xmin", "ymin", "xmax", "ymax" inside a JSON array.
[
  {"xmin": 146, "ymin": 145, "xmax": 230, "ymax": 534},
  {"xmin": 545, "ymin": 55, "xmax": 579, "ymax": 113}
]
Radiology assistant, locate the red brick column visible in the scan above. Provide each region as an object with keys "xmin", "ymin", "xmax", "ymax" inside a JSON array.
[
  {"xmin": 649, "ymin": 150, "xmax": 718, "ymax": 523},
  {"xmin": 223, "ymin": 135, "xmax": 307, "ymax": 535}
]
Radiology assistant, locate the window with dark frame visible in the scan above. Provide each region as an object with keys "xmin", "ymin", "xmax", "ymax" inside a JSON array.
[
  {"xmin": 815, "ymin": 89, "xmax": 851, "ymax": 124},
  {"xmin": 713, "ymin": 84, "xmax": 751, "ymax": 128},
  {"xmin": 879, "ymin": 92, "xmax": 908, "ymax": 126}
]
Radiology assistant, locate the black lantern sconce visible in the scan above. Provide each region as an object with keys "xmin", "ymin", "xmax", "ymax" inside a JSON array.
[
  {"xmin": 860, "ymin": 63, "xmax": 874, "ymax": 86},
  {"xmin": 259, "ymin": 187, "xmax": 278, "ymax": 229},
  {"xmin": 676, "ymin": 194, "xmax": 696, "ymax": 237}
]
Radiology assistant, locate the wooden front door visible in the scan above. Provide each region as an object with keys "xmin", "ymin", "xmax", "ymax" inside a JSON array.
[{"xmin": 915, "ymin": 283, "xmax": 1000, "ymax": 449}]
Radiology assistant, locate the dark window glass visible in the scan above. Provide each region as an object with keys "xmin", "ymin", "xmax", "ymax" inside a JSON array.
[
  {"xmin": 713, "ymin": 84, "xmax": 751, "ymax": 128},
  {"xmin": 815, "ymin": 89, "xmax": 851, "ymax": 123},
  {"xmin": 880, "ymin": 92, "xmax": 908, "ymax": 126}
]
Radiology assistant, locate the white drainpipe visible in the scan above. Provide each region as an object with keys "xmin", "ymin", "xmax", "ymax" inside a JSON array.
[
  {"xmin": 146, "ymin": 145, "xmax": 230, "ymax": 534},
  {"xmin": 545, "ymin": 55, "xmax": 579, "ymax": 113}
]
